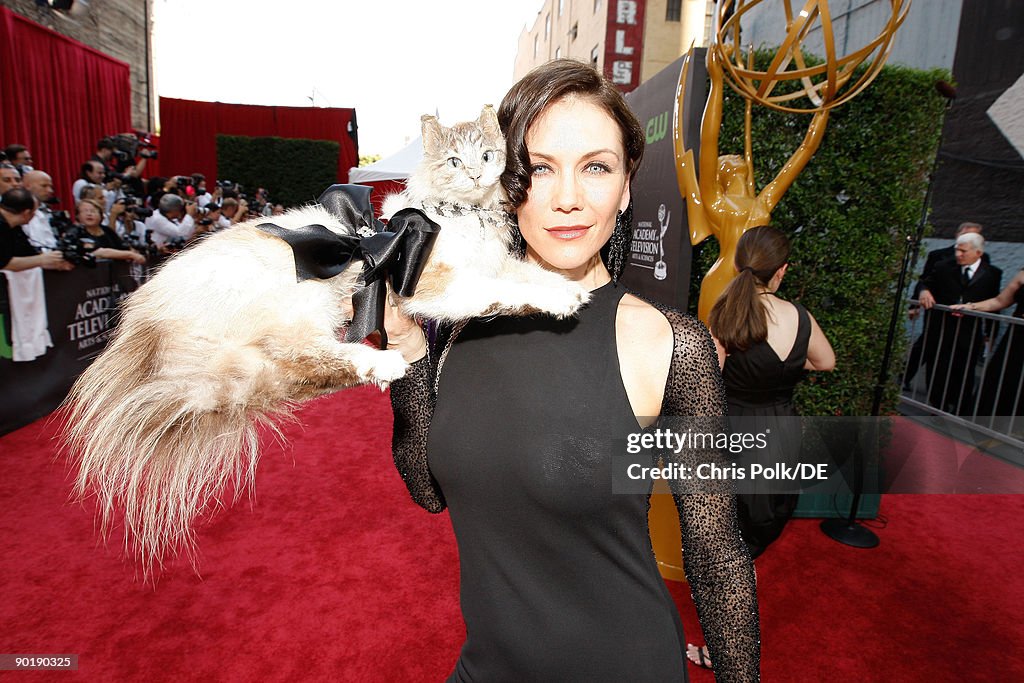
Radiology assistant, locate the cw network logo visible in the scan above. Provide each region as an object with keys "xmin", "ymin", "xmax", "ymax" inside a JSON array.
[{"xmin": 645, "ymin": 111, "xmax": 669, "ymax": 144}]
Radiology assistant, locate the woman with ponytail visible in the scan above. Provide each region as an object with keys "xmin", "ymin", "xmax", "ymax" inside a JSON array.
[
  {"xmin": 689, "ymin": 225, "xmax": 834, "ymax": 671},
  {"xmin": 709, "ymin": 225, "xmax": 835, "ymax": 557}
]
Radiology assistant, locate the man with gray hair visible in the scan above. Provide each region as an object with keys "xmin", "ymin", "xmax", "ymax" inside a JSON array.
[
  {"xmin": 905, "ymin": 222, "xmax": 991, "ymax": 388},
  {"xmin": 144, "ymin": 193, "xmax": 196, "ymax": 249},
  {"xmin": 918, "ymin": 231, "xmax": 1002, "ymax": 414}
]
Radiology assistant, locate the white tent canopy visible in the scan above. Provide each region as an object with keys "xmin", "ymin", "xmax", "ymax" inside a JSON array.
[{"xmin": 349, "ymin": 136, "xmax": 422, "ymax": 183}]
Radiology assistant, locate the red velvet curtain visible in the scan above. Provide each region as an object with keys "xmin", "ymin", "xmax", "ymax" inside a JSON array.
[
  {"xmin": 158, "ymin": 99, "xmax": 358, "ymax": 186},
  {"xmin": 0, "ymin": 7, "xmax": 131, "ymax": 211}
]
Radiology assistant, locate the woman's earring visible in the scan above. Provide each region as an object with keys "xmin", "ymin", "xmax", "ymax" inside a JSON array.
[
  {"xmin": 606, "ymin": 203, "xmax": 633, "ymax": 284},
  {"xmin": 509, "ymin": 215, "xmax": 526, "ymax": 258}
]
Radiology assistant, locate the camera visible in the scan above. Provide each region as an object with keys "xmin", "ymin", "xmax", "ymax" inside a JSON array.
[
  {"xmin": 54, "ymin": 222, "xmax": 97, "ymax": 267},
  {"xmin": 195, "ymin": 205, "xmax": 216, "ymax": 228},
  {"xmin": 49, "ymin": 210, "xmax": 73, "ymax": 234},
  {"xmin": 164, "ymin": 236, "xmax": 188, "ymax": 252},
  {"xmin": 120, "ymin": 224, "xmax": 159, "ymax": 258},
  {"xmin": 117, "ymin": 196, "xmax": 153, "ymax": 219},
  {"xmin": 109, "ymin": 132, "xmax": 159, "ymax": 171}
]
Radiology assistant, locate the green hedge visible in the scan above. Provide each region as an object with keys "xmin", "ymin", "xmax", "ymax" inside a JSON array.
[
  {"xmin": 216, "ymin": 135, "xmax": 339, "ymax": 208},
  {"xmin": 687, "ymin": 50, "xmax": 949, "ymax": 416}
]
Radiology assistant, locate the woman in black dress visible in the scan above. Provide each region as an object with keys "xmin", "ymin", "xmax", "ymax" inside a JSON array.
[
  {"xmin": 688, "ymin": 226, "xmax": 834, "ymax": 670},
  {"xmin": 386, "ymin": 60, "xmax": 759, "ymax": 681},
  {"xmin": 76, "ymin": 198, "xmax": 146, "ymax": 265}
]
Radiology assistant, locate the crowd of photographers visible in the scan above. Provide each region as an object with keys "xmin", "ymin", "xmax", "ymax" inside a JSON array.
[{"xmin": 0, "ymin": 135, "xmax": 285, "ymax": 275}]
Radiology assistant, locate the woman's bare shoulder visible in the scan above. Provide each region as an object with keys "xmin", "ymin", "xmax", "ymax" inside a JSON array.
[{"xmin": 619, "ymin": 293, "xmax": 672, "ymax": 338}]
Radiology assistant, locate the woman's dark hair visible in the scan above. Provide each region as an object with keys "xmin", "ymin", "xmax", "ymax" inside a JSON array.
[
  {"xmin": 709, "ymin": 226, "xmax": 791, "ymax": 353},
  {"xmin": 497, "ymin": 59, "xmax": 645, "ymax": 209}
]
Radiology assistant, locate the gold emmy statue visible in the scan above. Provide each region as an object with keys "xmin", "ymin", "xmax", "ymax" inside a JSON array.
[{"xmin": 649, "ymin": 0, "xmax": 910, "ymax": 582}]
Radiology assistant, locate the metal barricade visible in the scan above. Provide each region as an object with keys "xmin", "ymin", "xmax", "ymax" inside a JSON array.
[{"xmin": 900, "ymin": 301, "xmax": 1023, "ymax": 449}]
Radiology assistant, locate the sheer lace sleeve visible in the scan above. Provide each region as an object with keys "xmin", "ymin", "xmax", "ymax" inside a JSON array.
[
  {"xmin": 656, "ymin": 306, "xmax": 761, "ymax": 682},
  {"xmin": 389, "ymin": 343, "xmax": 447, "ymax": 514}
]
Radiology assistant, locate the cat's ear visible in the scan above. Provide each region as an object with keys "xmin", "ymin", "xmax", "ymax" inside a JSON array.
[
  {"xmin": 478, "ymin": 105, "xmax": 500, "ymax": 139},
  {"xmin": 421, "ymin": 115, "xmax": 443, "ymax": 156}
]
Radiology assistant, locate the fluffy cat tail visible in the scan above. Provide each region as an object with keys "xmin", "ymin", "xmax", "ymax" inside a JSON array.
[{"xmin": 61, "ymin": 315, "xmax": 291, "ymax": 578}]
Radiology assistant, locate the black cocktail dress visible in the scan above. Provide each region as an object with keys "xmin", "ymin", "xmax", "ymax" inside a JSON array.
[
  {"xmin": 391, "ymin": 283, "xmax": 760, "ymax": 681},
  {"xmin": 722, "ymin": 303, "xmax": 810, "ymax": 558}
]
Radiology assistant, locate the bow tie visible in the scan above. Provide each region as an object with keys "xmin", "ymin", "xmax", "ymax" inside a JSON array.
[{"xmin": 256, "ymin": 184, "xmax": 439, "ymax": 349}]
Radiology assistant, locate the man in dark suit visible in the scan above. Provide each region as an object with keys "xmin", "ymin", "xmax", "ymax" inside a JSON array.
[
  {"xmin": 918, "ymin": 232, "xmax": 1001, "ymax": 414},
  {"xmin": 905, "ymin": 222, "xmax": 988, "ymax": 387}
]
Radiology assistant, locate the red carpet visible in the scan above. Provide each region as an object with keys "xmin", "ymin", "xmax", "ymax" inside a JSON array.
[{"xmin": 1, "ymin": 387, "xmax": 1022, "ymax": 681}]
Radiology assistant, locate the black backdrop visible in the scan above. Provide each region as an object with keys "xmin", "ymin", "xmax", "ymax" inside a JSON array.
[
  {"xmin": 622, "ymin": 52, "xmax": 707, "ymax": 310},
  {"xmin": 1, "ymin": 262, "xmax": 137, "ymax": 434}
]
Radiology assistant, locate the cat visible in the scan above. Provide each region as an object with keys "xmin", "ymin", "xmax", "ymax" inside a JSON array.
[
  {"xmin": 382, "ymin": 105, "xmax": 590, "ymax": 321},
  {"xmin": 63, "ymin": 205, "xmax": 408, "ymax": 575}
]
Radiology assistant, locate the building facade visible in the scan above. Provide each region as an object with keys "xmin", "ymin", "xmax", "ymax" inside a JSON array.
[
  {"xmin": 514, "ymin": 0, "xmax": 714, "ymax": 92},
  {"xmin": 3, "ymin": 0, "xmax": 155, "ymax": 131}
]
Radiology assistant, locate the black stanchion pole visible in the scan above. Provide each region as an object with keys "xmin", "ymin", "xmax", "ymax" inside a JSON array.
[
  {"xmin": 819, "ymin": 233, "xmax": 918, "ymax": 547},
  {"xmin": 821, "ymin": 81, "xmax": 955, "ymax": 548}
]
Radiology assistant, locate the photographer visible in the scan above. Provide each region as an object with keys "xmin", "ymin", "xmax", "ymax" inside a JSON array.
[
  {"xmin": 0, "ymin": 163, "xmax": 22, "ymax": 194},
  {"xmin": 0, "ymin": 189, "xmax": 71, "ymax": 272},
  {"xmin": 21, "ymin": 171, "xmax": 59, "ymax": 250},
  {"xmin": 109, "ymin": 197, "xmax": 149, "ymax": 242},
  {"xmin": 106, "ymin": 133, "xmax": 156, "ymax": 180},
  {"xmin": 73, "ymin": 161, "xmax": 119, "ymax": 212},
  {"xmin": 219, "ymin": 197, "xmax": 245, "ymax": 228},
  {"xmin": 190, "ymin": 202, "xmax": 223, "ymax": 239},
  {"xmin": 92, "ymin": 137, "xmax": 117, "ymax": 171},
  {"xmin": 144, "ymin": 192, "xmax": 195, "ymax": 250},
  {"xmin": 192, "ymin": 174, "xmax": 214, "ymax": 208},
  {"xmin": 75, "ymin": 198, "xmax": 146, "ymax": 265},
  {"xmin": 2, "ymin": 144, "xmax": 33, "ymax": 175}
]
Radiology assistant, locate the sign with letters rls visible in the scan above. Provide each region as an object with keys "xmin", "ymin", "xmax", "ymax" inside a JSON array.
[{"xmin": 604, "ymin": 0, "xmax": 647, "ymax": 93}]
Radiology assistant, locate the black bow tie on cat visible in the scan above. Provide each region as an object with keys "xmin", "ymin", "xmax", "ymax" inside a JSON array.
[{"xmin": 256, "ymin": 184, "xmax": 439, "ymax": 349}]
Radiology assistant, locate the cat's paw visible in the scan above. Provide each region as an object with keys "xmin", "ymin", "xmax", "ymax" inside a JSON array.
[
  {"xmin": 354, "ymin": 349, "xmax": 409, "ymax": 388},
  {"xmin": 536, "ymin": 280, "xmax": 591, "ymax": 318}
]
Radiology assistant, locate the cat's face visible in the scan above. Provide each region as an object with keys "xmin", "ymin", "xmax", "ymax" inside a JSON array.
[{"xmin": 421, "ymin": 107, "xmax": 505, "ymax": 201}]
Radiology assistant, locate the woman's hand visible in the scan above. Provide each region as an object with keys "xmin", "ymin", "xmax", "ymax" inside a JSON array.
[
  {"xmin": 109, "ymin": 201, "xmax": 126, "ymax": 222},
  {"xmin": 40, "ymin": 251, "xmax": 74, "ymax": 271},
  {"xmin": 384, "ymin": 293, "xmax": 426, "ymax": 363}
]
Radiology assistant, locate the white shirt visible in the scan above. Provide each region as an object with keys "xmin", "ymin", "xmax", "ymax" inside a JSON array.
[
  {"xmin": 144, "ymin": 212, "xmax": 195, "ymax": 247},
  {"xmin": 23, "ymin": 206, "xmax": 58, "ymax": 250},
  {"xmin": 71, "ymin": 178, "xmax": 118, "ymax": 210},
  {"xmin": 963, "ymin": 262, "xmax": 978, "ymax": 281},
  {"xmin": 115, "ymin": 217, "xmax": 146, "ymax": 242}
]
